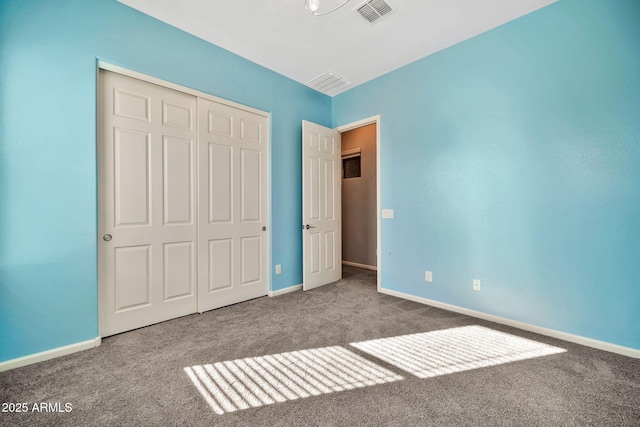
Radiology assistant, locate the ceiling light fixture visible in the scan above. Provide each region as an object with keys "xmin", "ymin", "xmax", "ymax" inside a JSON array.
[{"xmin": 305, "ymin": 0, "xmax": 351, "ymax": 16}]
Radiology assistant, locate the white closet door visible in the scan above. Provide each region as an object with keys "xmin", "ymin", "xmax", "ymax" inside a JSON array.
[
  {"xmin": 99, "ymin": 70, "xmax": 197, "ymax": 336},
  {"xmin": 197, "ymin": 98, "xmax": 269, "ymax": 312}
]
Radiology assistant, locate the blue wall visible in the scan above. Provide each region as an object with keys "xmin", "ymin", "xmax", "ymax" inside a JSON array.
[
  {"xmin": 334, "ymin": 0, "xmax": 640, "ymax": 349},
  {"xmin": 0, "ymin": 0, "xmax": 331, "ymax": 362},
  {"xmin": 2, "ymin": 0, "xmax": 638, "ymax": 364}
]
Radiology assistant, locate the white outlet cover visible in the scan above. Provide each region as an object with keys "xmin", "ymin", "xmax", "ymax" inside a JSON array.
[
  {"xmin": 425, "ymin": 271, "xmax": 432, "ymax": 282},
  {"xmin": 473, "ymin": 279, "xmax": 481, "ymax": 291},
  {"xmin": 275, "ymin": 264, "xmax": 282, "ymax": 275},
  {"xmin": 382, "ymin": 209, "xmax": 394, "ymax": 219}
]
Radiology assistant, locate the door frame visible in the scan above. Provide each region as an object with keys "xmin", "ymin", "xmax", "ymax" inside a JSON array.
[
  {"xmin": 97, "ymin": 61, "xmax": 270, "ymax": 117},
  {"xmin": 335, "ymin": 115, "xmax": 381, "ymax": 292},
  {"xmin": 96, "ymin": 60, "xmax": 271, "ymax": 335}
]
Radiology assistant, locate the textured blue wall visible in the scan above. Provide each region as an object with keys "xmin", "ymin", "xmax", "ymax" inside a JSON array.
[
  {"xmin": 2, "ymin": 0, "xmax": 638, "ymax": 364},
  {"xmin": 333, "ymin": 0, "xmax": 640, "ymax": 349},
  {"xmin": 0, "ymin": 0, "xmax": 331, "ymax": 362}
]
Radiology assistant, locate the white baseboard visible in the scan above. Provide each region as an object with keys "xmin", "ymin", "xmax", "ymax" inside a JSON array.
[
  {"xmin": 268, "ymin": 284, "xmax": 302, "ymax": 297},
  {"xmin": 0, "ymin": 337, "xmax": 102, "ymax": 372},
  {"xmin": 379, "ymin": 287, "xmax": 640, "ymax": 359},
  {"xmin": 342, "ymin": 261, "xmax": 377, "ymax": 271}
]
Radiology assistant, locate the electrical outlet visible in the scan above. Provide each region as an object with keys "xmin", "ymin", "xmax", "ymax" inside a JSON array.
[
  {"xmin": 425, "ymin": 271, "xmax": 432, "ymax": 282},
  {"xmin": 473, "ymin": 279, "xmax": 481, "ymax": 291},
  {"xmin": 275, "ymin": 264, "xmax": 282, "ymax": 275}
]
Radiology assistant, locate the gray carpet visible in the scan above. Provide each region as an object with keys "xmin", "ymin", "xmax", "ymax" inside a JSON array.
[{"xmin": 1, "ymin": 266, "xmax": 639, "ymax": 426}]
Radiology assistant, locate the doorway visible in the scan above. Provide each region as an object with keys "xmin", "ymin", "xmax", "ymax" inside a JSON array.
[
  {"xmin": 302, "ymin": 116, "xmax": 381, "ymax": 291},
  {"xmin": 336, "ymin": 116, "xmax": 380, "ymax": 291},
  {"xmin": 340, "ymin": 123, "xmax": 377, "ymax": 272}
]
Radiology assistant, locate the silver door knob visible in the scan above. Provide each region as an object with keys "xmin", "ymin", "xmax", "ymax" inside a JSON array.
[
  {"xmin": 103, "ymin": 234, "xmax": 112, "ymax": 241},
  {"xmin": 305, "ymin": 224, "xmax": 316, "ymax": 230}
]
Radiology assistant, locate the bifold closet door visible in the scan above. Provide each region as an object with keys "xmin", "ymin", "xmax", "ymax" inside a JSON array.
[
  {"xmin": 197, "ymin": 98, "xmax": 269, "ymax": 312},
  {"xmin": 99, "ymin": 70, "xmax": 198, "ymax": 337}
]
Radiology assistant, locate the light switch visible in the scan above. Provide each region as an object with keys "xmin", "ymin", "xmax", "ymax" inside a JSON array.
[{"xmin": 382, "ymin": 209, "xmax": 394, "ymax": 219}]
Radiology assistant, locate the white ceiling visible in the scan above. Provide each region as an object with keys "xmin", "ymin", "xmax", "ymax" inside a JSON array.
[{"xmin": 117, "ymin": 0, "xmax": 557, "ymax": 96}]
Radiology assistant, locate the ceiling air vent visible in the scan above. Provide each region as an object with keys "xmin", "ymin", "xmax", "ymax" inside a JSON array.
[
  {"xmin": 306, "ymin": 72, "xmax": 351, "ymax": 96},
  {"xmin": 355, "ymin": 0, "xmax": 395, "ymax": 25}
]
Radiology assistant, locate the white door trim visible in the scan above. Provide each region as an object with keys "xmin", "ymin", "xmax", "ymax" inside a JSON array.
[
  {"xmin": 97, "ymin": 61, "xmax": 270, "ymax": 119},
  {"xmin": 335, "ymin": 115, "xmax": 381, "ymax": 292}
]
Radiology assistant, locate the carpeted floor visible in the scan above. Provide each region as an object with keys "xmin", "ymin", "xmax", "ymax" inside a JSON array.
[{"xmin": 1, "ymin": 266, "xmax": 639, "ymax": 426}]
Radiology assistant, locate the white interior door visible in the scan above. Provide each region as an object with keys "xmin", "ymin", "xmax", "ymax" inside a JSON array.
[
  {"xmin": 302, "ymin": 120, "xmax": 342, "ymax": 290},
  {"xmin": 99, "ymin": 70, "xmax": 198, "ymax": 336},
  {"xmin": 197, "ymin": 98, "xmax": 269, "ymax": 311}
]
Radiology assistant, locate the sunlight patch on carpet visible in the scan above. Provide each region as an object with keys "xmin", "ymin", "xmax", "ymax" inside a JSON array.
[
  {"xmin": 184, "ymin": 346, "xmax": 403, "ymax": 414},
  {"xmin": 350, "ymin": 325, "xmax": 566, "ymax": 379}
]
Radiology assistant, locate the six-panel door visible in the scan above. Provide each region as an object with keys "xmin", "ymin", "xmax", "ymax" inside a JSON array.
[
  {"xmin": 197, "ymin": 98, "xmax": 269, "ymax": 312},
  {"xmin": 302, "ymin": 120, "xmax": 342, "ymax": 291},
  {"xmin": 99, "ymin": 70, "xmax": 199, "ymax": 336}
]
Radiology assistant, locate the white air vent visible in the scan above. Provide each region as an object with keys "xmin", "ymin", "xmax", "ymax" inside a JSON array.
[
  {"xmin": 355, "ymin": 0, "xmax": 395, "ymax": 24},
  {"xmin": 306, "ymin": 72, "xmax": 351, "ymax": 96}
]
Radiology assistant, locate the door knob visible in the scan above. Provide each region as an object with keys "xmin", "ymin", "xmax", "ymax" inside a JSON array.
[
  {"xmin": 103, "ymin": 234, "xmax": 112, "ymax": 241},
  {"xmin": 305, "ymin": 224, "xmax": 316, "ymax": 230},
  {"xmin": 262, "ymin": 226, "xmax": 267, "ymax": 231}
]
